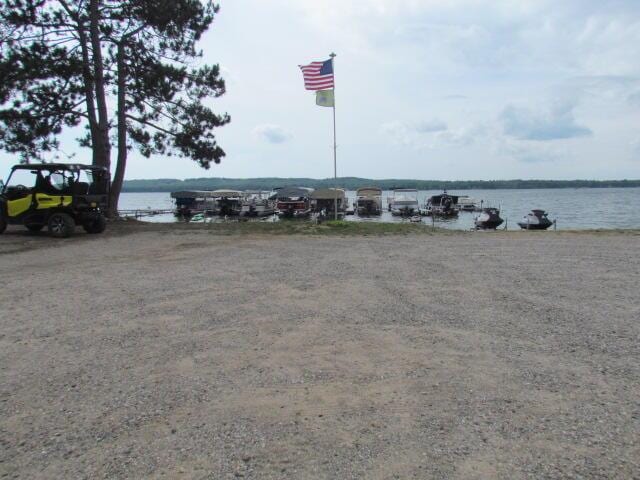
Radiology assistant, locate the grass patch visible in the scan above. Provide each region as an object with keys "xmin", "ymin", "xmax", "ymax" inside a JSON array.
[{"xmin": 201, "ymin": 219, "xmax": 447, "ymax": 236}]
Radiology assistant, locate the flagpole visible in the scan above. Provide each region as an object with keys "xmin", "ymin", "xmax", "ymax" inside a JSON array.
[{"xmin": 330, "ymin": 52, "xmax": 337, "ymax": 220}]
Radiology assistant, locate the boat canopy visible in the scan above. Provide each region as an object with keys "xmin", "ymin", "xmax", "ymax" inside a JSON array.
[
  {"xmin": 428, "ymin": 193, "xmax": 460, "ymax": 205},
  {"xmin": 170, "ymin": 190, "xmax": 218, "ymax": 199},
  {"xmin": 210, "ymin": 189, "xmax": 244, "ymax": 198},
  {"xmin": 310, "ymin": 188, "xmax": 346, "ymax": 200},
  {"xmin": 271, "ymin": 187, "xmax": 313, "ymax": 200},
  {"xmin": 356, "ymin": 187, "xmax": 382, "ymax": 197}
]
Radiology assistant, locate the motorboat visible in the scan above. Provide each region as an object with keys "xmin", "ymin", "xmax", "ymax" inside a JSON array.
[
  {"xmin": 518, "ymin": 210, "xmax": 554, "ymax": 230},
  {"xmin": 273, "ymin": 187, "xmax": 313, "ymax": 218},
  {"xmin": 170, "ymin": 190, "xmax": 218, "ymax": 217},
  {"xmin": 456, "ymin": 196, "xmax": 480, "ymax": 212},
  {"xmin": 241, "ymin": 191, "xmax": 275, "ymax": 217},
  {"xmin": 310, "ymin": 188, "xmax": 348, "ymax": 218},
  {"xmin": 211, "ymin": 189, "xmax": 245, "ymax": 216},
  {"xmin": 424, "ymin": 191, "xmax": 459, "ymax": 218},
  {"xmin": 389, "ymin": 189, "xmax": 419, "ymax": 216},
  {"xmin": 355, "ymin": 187, "xmax": 382, "ymax": 215},
  {"xmin": 474, "ymin": 207, "xmax": 504, "ymax": 230}
]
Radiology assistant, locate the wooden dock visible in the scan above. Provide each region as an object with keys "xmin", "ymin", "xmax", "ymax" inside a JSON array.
[{"xmin": 118, "ymin": 209, "xmax": 174, "ymax": 219}]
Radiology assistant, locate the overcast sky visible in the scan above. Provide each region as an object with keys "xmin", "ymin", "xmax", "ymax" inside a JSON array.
[{"xmin": 3, "ymin": 0, "xmax": 640, "ymax": 180}]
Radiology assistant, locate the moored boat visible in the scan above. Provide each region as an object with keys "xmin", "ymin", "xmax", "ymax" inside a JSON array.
[
  {"xmin": 241, "ymin": 191, "xmax": 275, "ymax": 217},
  {"xmin": 355, "ymin": 187, "xmax": 382, "ymax": 215},
  {"xmin": 518, "ymin": 210, "xmax": 554, "ymax": 230},
  {"xmin": 424, "ymin": 191, "xmax": 459, "ymax": 218},
  {"xmin": 310, "ymin": 188, "xmax": 348, "ymax": 218},
  {"xmin": 211, "ymin": 189, "xmax": 245, "ymax": 216},
  {"xmin": 389, "ymin": 189, "xmax": 419, "ymax": 216},
  {"xmin": 273, "ymin": 187, "xmax": 313, "ymax": 218},
  {"xmin": 474, "ymin": 207, "xmax": 503, "ymax": 230},
  {"xmin": 456, "ymin": 196, "xmax": 480, "ymax": 212},
  {"xmin": 170, "ymin": 190, "xmax": 218, "ymax": 217}
]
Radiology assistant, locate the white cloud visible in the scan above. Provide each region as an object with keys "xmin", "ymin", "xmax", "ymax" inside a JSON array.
[
  {"xmin": 497, "ymin": 139, "xmax": 565, "ymax": 164},
  {"xmin": 380, "ymin": 119, "xmax": 448, "ymax": 148},
  {"xmin": 499, "ymin": 100, "xmax": 592, "ymax": 141},
  {"xmin": 251, "ymin": 124, "xmax": 293, "ymax": 144},
  {"xmin": 414, "ymin": 119, "xmax": 448, "ymax": 133}
]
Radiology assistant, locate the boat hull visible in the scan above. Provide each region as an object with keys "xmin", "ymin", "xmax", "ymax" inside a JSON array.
[
  {"xmin": 475, "ymin": 219, "xmax": 504, "ymax": 230},
  {"xmin": 277, "ymin": 209, "xmax": 311, "ymax": 219},
  {"xmin": 518, "ymin": 222, "xmax": 552, "ymax": 230}
]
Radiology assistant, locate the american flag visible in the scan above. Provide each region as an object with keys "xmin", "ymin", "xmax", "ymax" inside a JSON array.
[{"xmin": 299, "ymin": 59, "xmax": 334, "ymax": 91}]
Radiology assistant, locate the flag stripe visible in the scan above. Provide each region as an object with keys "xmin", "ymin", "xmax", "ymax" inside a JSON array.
[{"xmin": 299, "ymin": 59, "xmax": 334, "ymax": 91}]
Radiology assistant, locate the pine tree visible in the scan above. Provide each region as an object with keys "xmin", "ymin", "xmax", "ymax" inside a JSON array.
[{"xmin": 0, "ymin": 0, "xmax": 230, "ymax": 212}]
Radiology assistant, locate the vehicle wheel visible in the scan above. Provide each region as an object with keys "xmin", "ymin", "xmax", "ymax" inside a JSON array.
[
  {"xmin": 26, "ymin": 224, "xmax": 44, "ymax": 232},
  {"xmin": 48, "ymin": 213, "xmax": 75, "ymax": 238},
  {"xmin": 0, "ymin": 215, "xmax": 6, "ymax": 234},
  {"xmin": 83, "ymin": 214, "xmax": 106, "ymax": 234}
]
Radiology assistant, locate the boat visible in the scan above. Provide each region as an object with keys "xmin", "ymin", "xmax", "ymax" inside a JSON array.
[
  {"xmin": 388, "ymin": 189, "xmax": 419, "ymax": 216},
  {"xmin": 310, "ymin": 188, "xmax": 348, "ymax": 218},
  {"xmin": 170, "ymin": 190, "xmax": 218, "ymax": 217},
  {"xmin": 474, "ymin": 207, "xmax": 504, "ymax": 230},
  {"xmin": 424, "ymin": 191, "xmax": 460, "ymax": 217},
  {"xmin": 355, "ymin": 187, "xmax": 383, "ymax": 215},
  {"xmin": 273, "ymin": 187, "xmax": 313, "ymax": 218},
  {"xmin": 210, "ymin": 189, "xmax": 245, "ymax": 216},
  {"xmin": 456, "ymin": 196, "xmax": 480, "ymax": 212},
  {"xmin": 241, "ymin": 191, "xmax": 276, "ymax": 217},
  {"xmin": 518, "ymin": 210, "xmax": 554, "ymax": 230}
]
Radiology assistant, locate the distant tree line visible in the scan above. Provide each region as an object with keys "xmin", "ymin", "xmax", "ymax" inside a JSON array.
[{"xmin": 122, "ymin": 177, "xmax": 640, "ymax": 192}]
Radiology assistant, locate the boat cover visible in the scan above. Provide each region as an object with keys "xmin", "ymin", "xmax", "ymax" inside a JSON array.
[
  {"xmin": 356, "ymin": 187, "xmax": 382, "ymax": 197},
  {"xmin": 310, "ymin": 188, "xmax": 346, "ymax": 200},
  {"xmin": 271, "ymin": 187, "xmax": 313, "ymax": 200},
  {"xmin": 170, "ymin": 190, "xmax": 218, "ymax": 199}
]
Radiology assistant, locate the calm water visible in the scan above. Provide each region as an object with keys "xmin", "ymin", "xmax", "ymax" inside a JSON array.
[{"xmin": 119, "ymin": 188, "xmax": 640, "ymax": 230}]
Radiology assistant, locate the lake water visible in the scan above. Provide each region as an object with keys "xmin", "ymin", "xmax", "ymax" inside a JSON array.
[{"xmin": 119, "ymin": 188, "xmax": 640, "ymax": 230}]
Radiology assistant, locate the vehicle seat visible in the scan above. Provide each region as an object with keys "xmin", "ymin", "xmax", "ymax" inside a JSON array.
[{"xmin": 72, "ymin": 181, "xmax": 89, "ymax": 195}]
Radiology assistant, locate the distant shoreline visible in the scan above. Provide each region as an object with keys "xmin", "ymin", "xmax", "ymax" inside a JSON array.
[{"xmin": 122, "ymin": 177, "xmax": 640, "ymax": 193}]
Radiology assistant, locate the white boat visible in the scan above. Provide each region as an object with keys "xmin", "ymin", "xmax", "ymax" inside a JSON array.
[
  {"xmin": 355, "ymin": 187, "xmax": 382, "ymax": 215},
  {"xmin": 310, "ymin": 188, "xmax": 348, "ymax": 217},
  {"xmin": 241, "ymin": 191, "xmax": 275, "ymax": 217},
  {"xmin": 211, "ymin": 189, "xmax": 245, "ymax": 216},
  {"xmin": 389, "ymin": 189, "xmax": 419, "ymax": 216},
  {"xmin": 456, "ymin": 196, "xmax": 480, "ymax": 212},
  {"xmin": 518, "ymin": 210, "xmax": 554, "ymax": 230}
]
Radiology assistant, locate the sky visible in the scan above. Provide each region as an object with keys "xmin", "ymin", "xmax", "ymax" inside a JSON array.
[{"xmin": 2, "ymin": 0, "xmax": 640, "ymax": 181}]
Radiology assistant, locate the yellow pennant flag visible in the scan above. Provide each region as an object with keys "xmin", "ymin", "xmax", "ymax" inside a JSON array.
[{"xmin": 316, "ymin": 89, "xmax": 334, "ymax": 107}]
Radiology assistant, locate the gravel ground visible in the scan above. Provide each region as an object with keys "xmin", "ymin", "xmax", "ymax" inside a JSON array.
[{"xmin": 1, "ymin": 225, "xmax": 639, "ymax": 479}]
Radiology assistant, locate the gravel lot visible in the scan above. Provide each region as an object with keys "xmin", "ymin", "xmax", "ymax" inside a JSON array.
[{"xmin": 1, "ymin": 225, "xmax": 639, "ymax": 479}]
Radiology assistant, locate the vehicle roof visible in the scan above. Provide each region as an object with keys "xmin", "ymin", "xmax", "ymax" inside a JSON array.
[{"xmin": 11, "ymin": 163, "xmax": 108, "ymax": 172}]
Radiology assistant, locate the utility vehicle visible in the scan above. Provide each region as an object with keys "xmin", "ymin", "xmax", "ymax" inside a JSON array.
[{"xmin": 0, "ymin": 163, "xmax": 110, "ymax": 238}]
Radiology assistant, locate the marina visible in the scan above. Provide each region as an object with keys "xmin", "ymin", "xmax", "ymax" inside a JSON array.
[{"xmin": 118, "ymin": 187, "xmax": 640, "ymax": 230}]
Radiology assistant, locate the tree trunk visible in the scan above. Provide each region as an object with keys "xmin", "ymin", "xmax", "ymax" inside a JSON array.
[
  {"xmin": 110, "ymin": 41, "xmax": 127, "ymax": 215},
  {"xmin": 76, "ymin": 19, "xmax": 101, "ymax": 166},
  {"xmin": 89, "ymin": 0, "xmax": 111, "ymax": 170}
]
